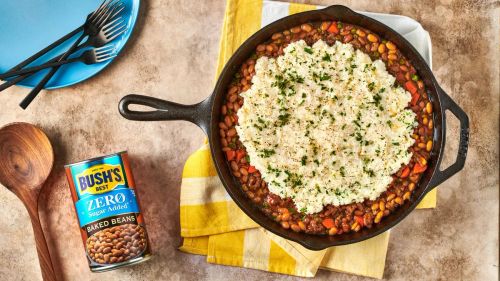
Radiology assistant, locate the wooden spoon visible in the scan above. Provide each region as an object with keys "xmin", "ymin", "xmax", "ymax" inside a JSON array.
[{"xmin": 0, "ymin": 123, "xmax": 56, "ymax": 281}]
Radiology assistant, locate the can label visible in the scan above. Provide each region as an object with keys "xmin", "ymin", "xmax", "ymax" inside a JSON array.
[{"xmin": 65, "ymin": 152, "xmax": 151, "ymax": 271}]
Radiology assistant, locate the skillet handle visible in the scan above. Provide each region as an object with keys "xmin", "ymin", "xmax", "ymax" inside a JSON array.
[
  {"xmin": 427, "ymin": 87, "xmax": 469, "ymax": 189},
  {"xmin": 118, "ymin": 94, "xmax": 212, "ymax": 134}
]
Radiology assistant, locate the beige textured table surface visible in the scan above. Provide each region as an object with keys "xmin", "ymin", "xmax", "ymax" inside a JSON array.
[{"xmin": 0, "ymin": 1, "xmax": 498, "ymax": 280}]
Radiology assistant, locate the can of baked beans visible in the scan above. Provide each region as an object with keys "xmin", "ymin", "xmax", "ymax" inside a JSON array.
[{"xmin": 65, "ymin": 151, "xmax": 151, "ymax": 272}]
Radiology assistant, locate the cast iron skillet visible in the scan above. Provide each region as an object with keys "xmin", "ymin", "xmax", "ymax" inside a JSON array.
[{"xmin": 118, "ymin": 5, "xmax": 469, "ymax": 250}]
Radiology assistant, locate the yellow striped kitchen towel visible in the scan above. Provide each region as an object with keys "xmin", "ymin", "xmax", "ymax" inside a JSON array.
[{"xmin": 179, "ymin": 0, "xmax": 436, "ymax": 279}]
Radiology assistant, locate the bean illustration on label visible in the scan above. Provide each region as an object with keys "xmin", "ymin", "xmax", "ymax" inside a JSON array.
[{"xmin": 65, "ymin": 151, "xmax": 151, "ymax": 272}]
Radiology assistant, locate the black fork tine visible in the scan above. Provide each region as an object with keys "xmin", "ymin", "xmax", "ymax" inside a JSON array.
[
  {"xmin": 88, "ymin": 0, "xmax": 111, "ymax": 22},
  {"xmin": 102, "ymin": 16, "xmax": 123, "ymax": 31},
  {"xmin": 104, "ymin": 18, "xmax": 125, "ymax": 34},
  {"xmin": 94, "ymin": 46, "xmax": 117, "ymax": 62},
  {"xmin": 91, "ymin": 1, "xmax": 115, "ymax": 27},
  {"xmin": 99, "ymin": 0, "xmax": 124, "ymax": 28},
  {"xmin": 109, "ymin": 2, "xmax": 125, "ymax": 20},
  {"xmin": 107, "ymin": 25, "xmax": 128, "ymax": 41},
  {"xmin": 94, "ymin": 0, "xmax": 122, "ymax": 29},
  {"xmin": 89, "ymin": 0, "xmax": 114, "ymax": 26},
  {"xmin": 94, "ymin": 45, "xmax": 115, "ymax": 55}
]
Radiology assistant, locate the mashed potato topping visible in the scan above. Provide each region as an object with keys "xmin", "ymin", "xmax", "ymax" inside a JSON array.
[{"xmin": 236, "ymin": 40, "xmax": 416, "ymax": 214}]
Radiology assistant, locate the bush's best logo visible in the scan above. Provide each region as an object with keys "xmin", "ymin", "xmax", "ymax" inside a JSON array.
[{"xmin": 76, "ymin": 164, "xmax": 125, "ymax": 195}]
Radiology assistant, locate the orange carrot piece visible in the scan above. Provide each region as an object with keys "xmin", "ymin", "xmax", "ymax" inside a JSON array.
[
  {"xmin": 405, "ymin": 81, "xmax": 418, "ymax": 94},
  {"xmin": 226, "ymin": 150, "xmax": 236, "ymax": 161},
  {"xmin": 411, "ymin": 93, "xmax": 420, "ymax": 106},
  {"xmin": 401, "ymin": 166, "xmax": 410, "ymax": 178},
  {"xmin": 236, "ymin": 150, "xmax": 245, "ymax": 161},
  {"xmin": 322, "ymin": 218, "xmax": 335, "ymax": 229},
  {"xmin": 413, "ymin": 163, "xmax": 427, "ymax": 174},
  {"xmin": 354, "ymin": 215, "xmax": 364, "ymax": 227},
  {"xmin": 327, "ymin": 23, "xmax": 339, "ymax": 34},
  {"xmin": 248, "ymin": 165, "xmax": 257, "ymax": 173}
]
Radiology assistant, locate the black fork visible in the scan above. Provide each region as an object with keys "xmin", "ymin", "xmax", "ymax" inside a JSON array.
[
  {"xmin": 0, "ymin": 45, "xmax": 117, "ymax": 79},
  {"xmin": 19, "ymin": 0, "xmax": 124, "ymax": 109}
]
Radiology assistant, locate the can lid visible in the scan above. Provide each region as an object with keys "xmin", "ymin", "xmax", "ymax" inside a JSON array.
[{"xmin": 64, "ymin": 151, "xmax": 128, "ymax": 168}]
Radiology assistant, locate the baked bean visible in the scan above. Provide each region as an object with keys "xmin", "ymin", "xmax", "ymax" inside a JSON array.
[
  {"xmin": 240, "ymin": 167, "xmax": 248, "ymax": 176},
  {"xmin": 379, "ymin": 201, "xmax": 386, "ymax": 211},
  {"xmin": 291, "ymin": 26, "xmax": 301, "ymax": 34},
  {"xmin": 403, "ymin": 192, "xmax": 411, "ymax": 201},
  {"xmin": 231, "ymin": 161, "xmax": 239, "ymax": 171},
  {"xmin": 271, "ymin": 33, "xmax": 283, "ymax": 40},
  {"xmin": 367, "ymin": 34, "xmax": 378, "ymax": 42},
  {"xmin": 343, "ymin": 34, "xmax": 353, "ymax": 43},
  {"xmin": 386, "ymin": 193, "xmax": 395, "ymax": 201},
  {"xmin": 219, "ymin": 122, "xmax": 228, "ymax": 130},
  {"xmin": 301, "ymin": 23, "xmax": 313, "ymax": 32},
  {"xmin": 374, "ymin": 211, "xmax": 384, "ymax": 223},
  {"xmin": 378, "ymin": 43, "xmax": 386, "ymax": 53},
  {"xmin": 328, "ymin": 227, "xmax": 338, "ymax": 235},
  {"xmin": 426, "ymin": 102, "xmax": 432, "ymax": 114},
  {"xmin": 386, "ymin": 41, "xmax": 396, "ymax": 50},
  {"xmin": 227, "ymin": 128, "xmax": 237, "ymax": 137},
  {"xmin": 224, "ymin": 116, "xmax": 233, "ymax": 127},
  {"xmin": 320, "ymin": 21, "xmax": 331, "ymax": 31},
  {"xmin": 87, "ymin": 224, "xmax": 147, "ymax": 264},
  {"xmin": 426, "ymin": 140, "xmax": 433, "ymax": 152},
  {"xmin": 298, "ymin": 221, "xmax": 306, "ymax": 230}
]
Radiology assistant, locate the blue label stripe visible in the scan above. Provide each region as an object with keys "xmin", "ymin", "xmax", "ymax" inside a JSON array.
[{"xmin": 75, "ymin": 188, "xmax": 140, "ymax": 227}]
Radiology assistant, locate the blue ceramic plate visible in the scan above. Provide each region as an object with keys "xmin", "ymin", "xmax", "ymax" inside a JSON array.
[{"xmin": 0, "ymin": 0, "xmax": 140, "ymax": 89}]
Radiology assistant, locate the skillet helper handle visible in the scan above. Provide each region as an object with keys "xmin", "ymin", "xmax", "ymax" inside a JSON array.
[
  {"xmin": 119, "ymin": 94, "xmax": 211, "ymax": 134},
  {"xmin": 428, "ymin": 87, "xmax": 470, "ymax": 189}
]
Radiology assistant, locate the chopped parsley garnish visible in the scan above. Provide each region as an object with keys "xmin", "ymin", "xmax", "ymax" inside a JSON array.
[
  {"xmin": 259, "ymin": 149, "xmax": 276, "ymax": 158},
  {"xmin": 368, "ymin": 82, "xmax": 375, "ymax": 91},
  {"xmin": 339, "ymin": 166, "xmax": 346, "ymax": 177},
  {"xmin": 319, "ymin": 73, "xmax": 331, "ymax": 81},
  {"xmin": 277, "ymin": 113, "xmax": 291, "ymax": 126},
  {"xmin": 373, "ymin": 93, "xmax": 382, "ymax": 106},
  {"xmin": 301, "ymin": 155, "xmax": 308, "ymax": 166}
]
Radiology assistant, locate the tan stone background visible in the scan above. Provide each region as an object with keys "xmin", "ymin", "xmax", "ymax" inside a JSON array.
[{"xmin": 0, "ymin": 0, "xmax": 498, "ymax": 280}]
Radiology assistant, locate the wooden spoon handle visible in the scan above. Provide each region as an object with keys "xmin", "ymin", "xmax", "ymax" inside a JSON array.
[{"xmin": 28, "ymin": 210, "xmax": 57, "ymax": 281}]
